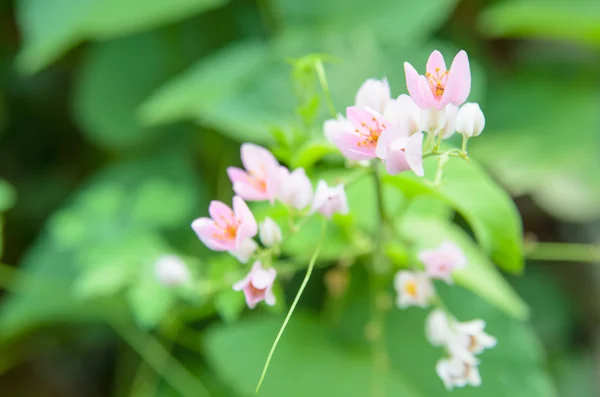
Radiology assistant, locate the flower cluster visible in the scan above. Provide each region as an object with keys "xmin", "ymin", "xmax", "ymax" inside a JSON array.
[
  {"xmin": 191, "ymin": 144, "xmax": 349, "ymax": 309},
  {"xmin": 324, "ymin": 50, "xmax": 485, "ymax": 178},
  {"xmin": 394, "ymin": 241, "xmax": 496, "ymax": 390}
]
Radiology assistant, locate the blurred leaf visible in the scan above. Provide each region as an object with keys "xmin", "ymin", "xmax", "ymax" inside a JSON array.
[
  {"xmin": 74, "ymin": 259, "xmax": 133, "ymax": 298},
  {"xmin": 127, "ymin": 263, "xmax": 175, "ymax": 328},
  {"xmin": 400, "ymin": 202, "xmax": 528, "ymax": 318},
  {"xmin": 479, "ymin": 0, "xmax": 600, "ymax": 47},
  {"xmin": 205, "ymin": 314, "xmax": 422, "ymax": 397},
  {"xmin": 290, "ymin": 139, "xmax": 338, "ymax": 169},
  {"xmin": 471, "ymin": 66, "xmax": 600, "ymax": 222},
  {"xmin": 272, "ymin": 0, "xmax": 459, "ymax": 45},
  {"xmin": 384, "ymin": 157, "xmax": 524, "ymax": 273},
  {"xmin": 0, "ymin": 179, "xmax": 17, "ymax": 213},
  {"xmin": 0, "ymin": 152, "xmax": 205, "ymax": 340},
  {"xmin": 16, "ymin": 0, "xmax": 229, "ymax": 73},
  {"xmin": 72, "ymin": 32, "xmax": 186, "ymax": 150},
  {"xmin": 214, "ymin": 289, "xmax": 246, "ymax": 323}
]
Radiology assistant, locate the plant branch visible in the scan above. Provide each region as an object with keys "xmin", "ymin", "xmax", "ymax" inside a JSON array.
[{"xmin": 525, "ymin": 242, "xmax": 600, "ymax": 263}]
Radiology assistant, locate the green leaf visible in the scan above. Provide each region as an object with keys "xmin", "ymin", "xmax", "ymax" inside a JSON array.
[
  {"xmin": 128, "ymin": 264, "xmax": 175, "ymax": 328},
  {"xmin": 205, "ymin": 315, "xmax": 424, "ymax": 397},
  {"xmin": 290, "ymin": 139, "xmax": 339, "ymax": 170},
  {"xmin": 214, "ymin": 289, "xmax": 246, "ymax": 323},
  {"xmin": 471, "ymin": 66, "xmax": 600, "ymax": 222},
  {"xmin": 16, "ymin": 0, "xmax": 229, "ymax": 73},
  {"xmin": 479, "ymin": 0, "xmax": 600, "ymax": 47},
  {"xmin": 400, "ymin": 201, "xmax": 528, "ymax": 319},
  {"xmin": 72, "ymin": 32, "xmax": 184, "ymax": 150},
  {"xmin": 0, "ymin": 179, "xmax": 17, "ymax": 213},
  {"xmin": 383, "ymin": 157, "xmax": 524, "ymax": 273},
  {"xmin": 74, "ymin": 259, "xmax": 133, "ymax": 298}
]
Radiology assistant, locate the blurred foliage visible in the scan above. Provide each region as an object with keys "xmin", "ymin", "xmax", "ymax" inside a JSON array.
[{"xmin": 1, "ymin": 0, "xmax": 599, "ymax": 395}]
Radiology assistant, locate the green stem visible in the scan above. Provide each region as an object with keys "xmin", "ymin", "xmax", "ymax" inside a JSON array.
[
  {"xmin": 255, "ymin": 219, "xmax": 328, "ymax": 393},
  {"xmin": 434, "ymin": 153, "xmax": 450, "ymax": 186},
  {"xmin": 110, "ymin": 319, "xmax": 209, "ymax": 397},
  {"xmin": 314, "ymin": 58, "xmax": 337, "ymax": 118},
  {"xmin": 525, "ymin": 242, "xmax": 600, "ymax": 263},
  {"xmin": 461, "ymin": 134, "xmax": 468, "ymax": 154}
]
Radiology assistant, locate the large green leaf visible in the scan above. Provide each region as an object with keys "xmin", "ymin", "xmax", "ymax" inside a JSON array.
[
  {"xmin": 400, "ymin": 199, "xmax": 528, "ymax": 318},
  {"xmin": 479, "ymin": 0, "xmax": 600, "ymax": 47},
  {"xmin": 471, "ymin": 66, "xmax": 600, "ymax": 222},
  {"xmin": 0, "ymin": 152, "xmax": 205, "ymax": 340},
  {"xmin": 384, "ymin": 156, "xmax": 524, "ymax": 273},
  {"xmin": 16, "ymin": 0, "xmax": 229, "ymax": 73}
]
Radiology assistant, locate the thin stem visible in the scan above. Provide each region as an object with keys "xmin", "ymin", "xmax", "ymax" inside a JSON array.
[
  {"xmin": 110, "ymin": 319, "xmax": 209, "ymax": 397},
  {"xmin": 434, "ymin": 153, "xmax": 450, "ymax": 186},
  {"xmin": 525, "ymin": 242, "xmax": 600, "ymax": 263},
  {"xmin": 314, "ymin": 58, "xmax": 337, "ymax": 118},
  {"xmin": 255, "ymin": 219, "xmax": 327, "ymax": 393},
  {"xmin": 461, "ymin": 134, "xmax": 468, "ymax": 154}
]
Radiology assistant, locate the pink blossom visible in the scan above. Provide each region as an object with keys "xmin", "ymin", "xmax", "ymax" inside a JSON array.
[
  {"xmin": 418, "ymin": 241, "xmax": 467, "ymax": 283},
  {"xmin": 309, "ymin": 180, "xmax": 349, "ymax": 219},
  {"xmin": 332, "ymin": 107, "xmax": 391, "ymax": 161},
  {"xmin": 227, "ymin": 143, "xmax": 280, "ymax": 202},
  {"xmin": 404, "ymin": 50, "xmax": 471, "ymax": 110},
  {"xmin": 383, "ymin": 94, "xmax": 422, "ymax": 135},
  {"xmin": 233, "ymin": 261, "xmax": 276, "ymax": 309},
  {"xmin": 277, "ymin": 166, "xmax": 313, "ymax": 210},
  {"xmin": 354, "ymin": 78, "xmax": 391, "ymax": 115},
  {"xmin": 376, "ymin": 126, "xmax": 424, "ymax": 177},
  {"xmin": 191, "ymin": 196, "xmax": 257, "ymax": 252},
  {"xmin": 323, "ymin": 114, "xmax": 353, "ymax": 142}
]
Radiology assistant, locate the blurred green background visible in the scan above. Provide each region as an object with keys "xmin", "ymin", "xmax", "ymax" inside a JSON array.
[{"xmin": 0, "ymin": 0, "xmax": 599, "ymax": 396}]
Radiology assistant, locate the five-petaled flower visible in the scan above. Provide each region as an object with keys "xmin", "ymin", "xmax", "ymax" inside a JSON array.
[
  {"xmin": 418, "ymin": 241, "xmax": 467, "ymax": 283},
  {"xmin": 191, "ymin": 196, "xmax": 257, "ymax": 252},
  {"xmin": 227, "ymin": 143, "xmax": 281, "ymax": 202},
  {"xmin": 333, "ymin": 107, "xmax": 391, "ymax": 161},
  {"xmin": 394, "ymin": 271, "xmax": 435, "ymax": 308},
  {"xmin": 404, "ymin": 50, "xmax": 471, "ymax": 110},
  {"xmin": 233, "ymin": 261, "xmax": 277, "ymax": 309}
]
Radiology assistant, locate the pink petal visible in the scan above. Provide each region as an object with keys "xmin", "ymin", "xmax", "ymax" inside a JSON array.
[
  {"xmin": 443, "ymin": 50, "xmax": 471, "ymax": 107},
  {"xmin": 426, "ymin": 50, "xmax": 447, "ymax": 76},
  {"xmin": 333, "ymin": 133, "xmax": 376, "ymax": 161},
  {"xmin": 324, "ymin": 115, "xmax": 352, "ymax": 142},
  {"xmin": 208, "ymin": 201, "xmax": 234, "ymax": 228},
  {"xmin": 376, "ymin": 124, "xmax": 409, "ymax": 159},
  {"xmin": 240, "ymin": 143, "xmax": 278, "ymax": 175},
  {"xmin": 417, "ymin": 75, "xmax": 439, "ymax": 109},
  {"xmin": 405, "ymin": 132, "xmax": 424, "ymax": 176},
  {"xmin": 233, "ymin": 274, "xmax": 251, "ymax": 291},
  {"xmin": 346, "ymin": 106, "xmax": 380, "ymax": 133},
  {"xmin": 251, "ymin": 267, "xmax": 276, "ymax": 290},
  {"xmin": 191, "ymin": 217, "xmax": 233, "ymax": 251},
  {"xmin": 232, "ymin": 182, "xmax": 269, "ymax": 201},
  {"xmin": 440, "ymin": 241, "xmax": 467, "ymax": 267},
  {"xmin": 232, "ymin": 196, "xmax": 257, "ymax": 243},
  {"xmin": 227, "ymin": 167, "xmax": 249, "ymax": 184},
  {"xmin": 384, "ymin": 138, "xmax": 411, "ymax": 175},
  {"xmin": 404, "ymin": 62, "xmax": 424, "ymax": 106},
  {"xmin": 310, "ymin": 180, "xmax": 329, "ymax": 215}
]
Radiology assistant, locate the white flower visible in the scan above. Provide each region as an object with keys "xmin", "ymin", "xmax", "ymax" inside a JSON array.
[
  {"xmin": 393, "ymin": 271, "xmax": 434, "ymax": 308},
  {"xmin": 436, "ymin": 355, "xmax": 481, "ymax": 390},
  {"xmin": 309, "ymin": 180, "xmax": 349, "ymax": 219},
  {"xmin": 355, "ymin": 78, "xmax": 391, "ymax": 115},
  {"xmin": 154, "ymin": 255, "xmax": 190, "ymax": 287},
  {"xmin": 383, "ymin": 94, "xmax": 422, "ymax": 135},
  {"xmin": 259, "ymin": 217, "xmax": 282, "ymax": 247},
  {"xmin": 426, "ymin": 309, "xmax": 453, "ymax": 347},
  {"xmin": 277, "ymin": 167, "xmax": 314, "ymax": 210},
  {"xmin": 420, "ymin": 107, "xmax": 447, "ymax": 134},
  {"xmin": 456, "ymin": 103, "xmax": 485, "ymax": 137},
  {"xmin": 323, "ymin": 114, "xmax": 353, "ymax": 142},
  {"xmin": 441, "ymin": 104, "xmax": 459, "ymax": 138},
  {"xmin": 230, "ymin": 238, "xmax": 258, "ymax": 264},
  {"xmin": 453, "ymin": 319, "xmax": 497, "ymax": 356}
]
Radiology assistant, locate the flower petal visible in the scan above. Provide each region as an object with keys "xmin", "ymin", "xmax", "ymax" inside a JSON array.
[
  {"xmin": 191, "ymin": 217, "xmax": 232, "ymax": 251},
  {"xmin": 443, "ymin": 50, "xmax": 471, "ymax": 107},
  {"xmin": 384, "ymin": 137, "xmax": 410, "ymax": 175},
  {"xmin": 404, "ymin": 62, "xmax": 424, "ymax": 106},
  {"xmin": 354, "ymin": 78, "xmax": 391, "ymax": 114},
  {"xmin": 208, "ymin": 201, "xmax": 234, "ymax": 227},
  {"xmin": 426, "ymin": 50, "xmax": 447, "ymax": 76},
  {"xmin": 333, "ymin": 133, "xmax": 377, "ymax": 161},
  {"xmin": 405, "ymin": 132, "xmax": 424, "ymax": 176},
  {"xmin": 240, "ymin": 143, "xmax": 279, "ymax": 175}
]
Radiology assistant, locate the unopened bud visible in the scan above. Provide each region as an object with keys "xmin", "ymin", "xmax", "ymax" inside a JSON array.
[
  {"xmin": 154, "ymin": 255, "xmax": 190, "ymax": 287},
  {"xmin": 259, "ymin": 217, "xmax": 282, "ymax": 247},
  {"xmin": 456, "ymin": 103, "xmax": 485, "ymax": 137}
]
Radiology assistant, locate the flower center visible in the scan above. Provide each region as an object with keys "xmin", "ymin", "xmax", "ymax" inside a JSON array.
[
  {"xmin": 248, "ymin": 171, "xmax": 267, "ymax": 193},
  {"xmin": 404, "ymin": 280, "xmax": 418, "ymax": 298},
  {"xmin": 468, "ymin": 335, "xmax": 477, "ymax": 351},
  {"xmin": 356, "ymin": 116, "xmax": 386, "ymax": 148},
  {"xmin": 213, "ymin": 216, "xmax": 239, "ymax": 241},
  {"xmin": 248, "ymin": 283, "xmax": 266, "ymax": 300},
  {"xmin": 425, "ymin": 67, "xmax": 449, "ymax": 99}
]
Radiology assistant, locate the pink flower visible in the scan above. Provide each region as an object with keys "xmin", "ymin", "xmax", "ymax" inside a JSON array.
[
  {"xmin": 191, "ymin": 196, "xmax": 257, "ymax": 252},
  {"xmin": 383, "ymin": 94, "xmax": 422, "ymax": 135},
  {"xmin": 418, "ymin": 241, "xmax": 467, "ymax": 283},
  {"xmin": 323, "ymin": 114, "xmax": 353, "ymax": 142},
  {"xmin": 376, "ymin": 125, "xmax": 424, "ymax": 176},
  {"xmin": 227, "ymin": 143, "xmax": 280, "ymax": 202},
  {"xmin": 233, "ymin": 261, "xmax": 276, "ymax": 309},
  {"xmin": 309, "ymin": 180, "xmax": 349, "ymax": 219},
  {"xmin": 332, "ymin": 107, "xmax": 391, "ymax": 161},
  {"xmin": 277, "ymin": 166, "xmax": 313, "ymax": 210},
  {"xmin": 404, "ymin": 50, "xmax": 471, "ymax": 110}
]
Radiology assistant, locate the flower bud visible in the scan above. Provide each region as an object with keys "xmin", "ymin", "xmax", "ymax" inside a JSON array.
[
  {"xmin": 441, "ymin": 104, "xmax": 458, "ymax": 138},
  {"xmin": 154, "ymin": 255, "xmax": 190, "ymax": 287},
  {"xmin": 420, "ymin": 107, "xmax": 447, "ymax": 134},
  {"xmin": 309, "ymin": 180, "xmax": 349, "ymax": 219},
  {"xmin": 455, "ymin": 103, "xmax": 485, "ymax": 137},
  {"xmin": 277, "ymin": 167, "xmax": 313, "ymax": 210},
  {"xmin": 259, "ymin": 217, "xmax": 282, "ymax": 247}
]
